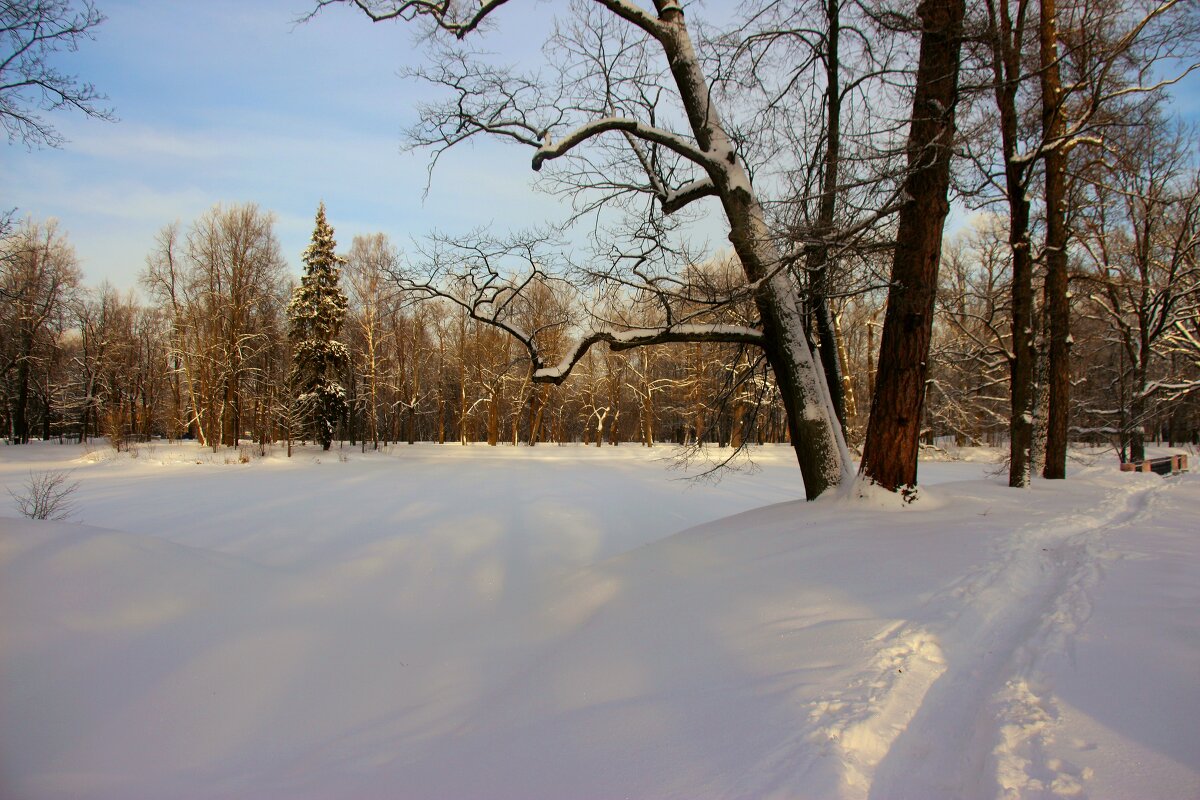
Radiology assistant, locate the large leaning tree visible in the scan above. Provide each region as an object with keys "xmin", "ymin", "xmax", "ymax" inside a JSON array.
[
  {"xmin": 289, "ymin": 203, "xmax": 350, "ymax": 451},
  {"xmin": 306, "ymin": 0, "xmax": 865, "ymax": 498}
]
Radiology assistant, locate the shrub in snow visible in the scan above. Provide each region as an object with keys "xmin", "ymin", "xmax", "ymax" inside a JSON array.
[{"xmin": 9, "ymin": 470, "xmax": 79, "ymax": 520}]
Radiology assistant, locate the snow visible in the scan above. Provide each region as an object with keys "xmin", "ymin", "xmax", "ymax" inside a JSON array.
[
  {"xmin": 607, "ymin": 324, "xmax": 762, "ymax": 343},
  {"xmin": 1, "ymin": 441, "xmax": 1197, "ymax": 799}
]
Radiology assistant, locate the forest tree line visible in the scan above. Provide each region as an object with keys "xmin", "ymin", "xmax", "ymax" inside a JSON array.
[{"xmin": 3, "ymin": 168, "xmax": 1197, "ymax": 460}]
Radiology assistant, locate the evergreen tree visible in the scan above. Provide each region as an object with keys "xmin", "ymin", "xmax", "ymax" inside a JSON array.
[{"xmin": 288, "ymin": 203, "xmax": 349, "ymax": 450}]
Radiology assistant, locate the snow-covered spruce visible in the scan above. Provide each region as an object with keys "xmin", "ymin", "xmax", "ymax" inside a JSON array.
[{"xmin": 288, "ymin": 203, "xmax": 350, "ymax": 451}]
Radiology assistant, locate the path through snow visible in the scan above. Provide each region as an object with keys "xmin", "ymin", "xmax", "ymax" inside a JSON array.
[{"xmin": 858, "ymin": 480, "xmax": 1162, "ymax": 799}]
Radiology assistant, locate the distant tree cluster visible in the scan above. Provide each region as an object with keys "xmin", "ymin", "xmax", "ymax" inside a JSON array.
[{"xmin": 2, "ymin": 189, "xmax": 1196, "ymax": 461}]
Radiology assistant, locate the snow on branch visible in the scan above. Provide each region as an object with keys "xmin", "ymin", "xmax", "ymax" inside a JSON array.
[
  {"xmin": 531, "ymin": 324, "xmax": 765, "ymax": 384},
  {"xmin": 590, "ymin": 0, "xmax": 668, "ymax": 38},
  {"xmin": 533, "ymin": 116, "xmax": 718, "ymax": 173},
  {"xmin": 660, "ymin": 177, "xmax": 717, "ymax": 214}
]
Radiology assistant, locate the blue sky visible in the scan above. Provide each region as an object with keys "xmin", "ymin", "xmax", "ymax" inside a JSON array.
[
  {"xmin": 4, "ymin": 1, "xmax": 1198, "ymax": 291},
  {"xmin": 3, "ymin": 0, "xmax": 566, "ymax": 289}
]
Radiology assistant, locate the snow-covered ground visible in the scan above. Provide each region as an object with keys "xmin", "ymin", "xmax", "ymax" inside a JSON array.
[{"xmin": 1, "ymin": 440, "xmax": 1196, "ymax": 799}]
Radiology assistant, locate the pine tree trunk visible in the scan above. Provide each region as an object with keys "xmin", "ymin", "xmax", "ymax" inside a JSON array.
[{"xmin": 860, "ymin": 0, "xmax": 965, "ymax": 492}]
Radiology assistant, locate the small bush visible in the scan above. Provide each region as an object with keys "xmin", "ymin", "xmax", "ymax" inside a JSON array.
[{"xmin": 9, "ymin": 470, "xmax": 80, "ymax": 521}]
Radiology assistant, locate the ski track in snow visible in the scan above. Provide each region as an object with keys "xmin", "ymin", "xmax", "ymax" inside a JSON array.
[{"xmin": 799, "ymin": 478, "xmax": 1162, "ymax": 800}]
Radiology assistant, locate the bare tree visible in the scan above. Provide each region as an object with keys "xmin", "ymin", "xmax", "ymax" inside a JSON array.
[
  {"xmin": 1160, "ymin": 318, "xmax": 1200, "ymax": 406},
  {"xmin": 345, "ymin": 232, "xmax": 401, "ymax": 450},
  {"xmin": 1039, "ymin": 0, "xmax": 1198, "ymax": 476},
  {"xmin": 1, "ymin": 0, "xmax": 113, "ymax": 148},
  {"xmin": 928, "ymin": 220, "xmax": 1014, "ymax": 446},
  {"xmin": 708, "ymin": 0, "xmax": 906, "ymax": 433},
  {"xmin": 1076, "ymin": 117, "xmax": 1200, "ymax": 462},
  {"xmin": 964, "ymin": 0, "xmax": 1043, "ymax": 485},
  {"xmin": 955, "ymin": 0, "xmax": 1195, "ymax": 482},
  {"xmin": 307, "ymin": 0, "xmax": 851, "ymax": 498},
  {"xmin": 9, "ymin": 469, "xmax": 78, "ymax": 519},
  {"xmin": 142, "ymin": 204, "xmax": 287, "ymax": 449}
]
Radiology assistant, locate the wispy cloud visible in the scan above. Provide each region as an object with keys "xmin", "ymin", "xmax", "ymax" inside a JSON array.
[{"xmin": 68, "ymin": 124, "xmax": 233, "ymax": 162}]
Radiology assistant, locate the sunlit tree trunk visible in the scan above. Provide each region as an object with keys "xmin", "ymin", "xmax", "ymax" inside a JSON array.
[{"xmin": 861, "ymin": 0, "xmax": 966, "ymax": 493}]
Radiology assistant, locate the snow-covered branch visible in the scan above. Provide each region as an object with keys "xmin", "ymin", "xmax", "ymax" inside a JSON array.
[
  {"xmin": 532, "ymin": 323, "xmax": 765, "ymax": 384},
  {"xmin": 589, "ymin": 0, "xmax": 667, "ymax": 38},
  {"xmin": 533, "ymin": 116, "xmax": 718, "ymax": 173},
  {"xmin": 660, "ymin": 177, "xmax": 717, "ymax": 214}
]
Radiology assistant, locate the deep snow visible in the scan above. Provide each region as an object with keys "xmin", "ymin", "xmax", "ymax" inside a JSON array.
[{"xmin": 1, "ymin": 441, "xmax": 1196, "ymax": 799}]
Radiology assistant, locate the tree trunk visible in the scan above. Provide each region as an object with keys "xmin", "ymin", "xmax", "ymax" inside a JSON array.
[
  {"xmin": 14, "ymin": 350, "xmax": 30, "ymax": 443},
  {"xmin": 834, "ymin": 311, "xmax": 857, "ymax": 421},
  {"xmin": 458, "ymin": 375, "xmax": 468, "ymax": 445},
  {"xmin": 860, "ymin": 0, "xmax": 965, "ymax": 493},
  {"xmin": 438, "ymin": 393, "xmax": 446, "ymax": 444},
  {"xmin": 1005, "ymin": 174, "xmax": 1037, "ymax": 488},
  {"xmin": 653, "ymin": 3, "xmax": 847, "ymax": 499},
  {"xmin": 731, "ymin": 397, "xmax": 746, "ymax": 449},
  {"xmin": 986, "ymin": 0, "xmax": 1038, "ymax": 487},
  {"xmin": 487, "ymin": 393, "xmax": 499, "ymax": 446},
  {"xmin": 803, "ymin": 0, "xmax": 848, "ymax": 431},
  {"xmin": 1129, "ymin": 368, "xmax": 1147, "ymax": 463},
  {"xmin": 1040, "ymin": 0, "xmax": 1071, "ymax": 479},
  {"xmin": 527, "ymin": 385, "xmax": 546, "ymax": 446},
  {"xmin": 641, "ymin": 385, "xmax": 655, "ymax": 447}
]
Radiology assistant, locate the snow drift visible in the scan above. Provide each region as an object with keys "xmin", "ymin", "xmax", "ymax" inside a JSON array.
[{"xmin": 1, "ymin": 442, "xmax": 1196, "ymax": 799}]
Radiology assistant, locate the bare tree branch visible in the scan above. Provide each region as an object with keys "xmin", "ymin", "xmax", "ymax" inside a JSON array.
[{"xmin": 1, "ymin": 0, "xmax": 114, "ymax": 148}]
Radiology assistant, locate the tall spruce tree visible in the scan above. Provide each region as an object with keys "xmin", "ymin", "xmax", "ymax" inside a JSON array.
[{"xmin": 288, "ymin": 203, "xmax": 349, "ymax": 450}]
